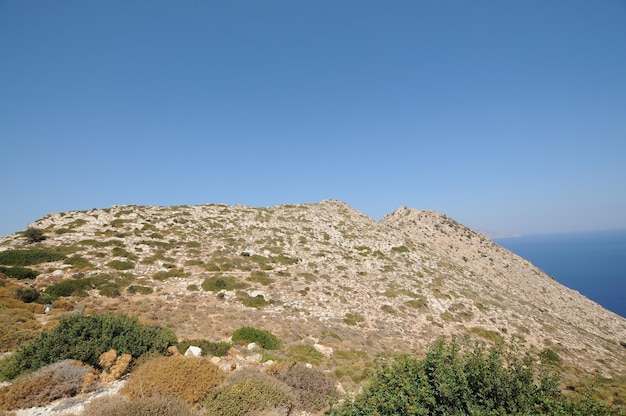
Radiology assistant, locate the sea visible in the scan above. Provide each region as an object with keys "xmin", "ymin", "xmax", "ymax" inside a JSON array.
[{"xmin": 494, "ymin": 229, "xmax": 626, "ymax": 319}]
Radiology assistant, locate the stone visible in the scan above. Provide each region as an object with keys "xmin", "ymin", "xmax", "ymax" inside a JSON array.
[{"xmin": 184, "ymin": 345, "xmax": 202, "ymax": 357}]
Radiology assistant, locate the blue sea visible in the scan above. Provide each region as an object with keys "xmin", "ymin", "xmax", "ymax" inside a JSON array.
[{"xmin": 494, "ymin": 229, "xmax": 626, "ymax": 319}]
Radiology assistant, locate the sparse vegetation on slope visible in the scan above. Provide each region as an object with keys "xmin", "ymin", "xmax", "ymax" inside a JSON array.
[{"xmin": 0, "ymin": 201, "xmax": 624, "ymax": 413}]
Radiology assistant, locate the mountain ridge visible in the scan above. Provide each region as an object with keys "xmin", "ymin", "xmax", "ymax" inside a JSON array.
[{"xmin": 1, "ymin": 200, "xmax": 625, "ymax": 381}]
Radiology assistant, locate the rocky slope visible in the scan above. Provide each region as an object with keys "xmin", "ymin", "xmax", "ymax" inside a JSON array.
[{"xmin": 1, "ymin": 200, "xmax": 625, "ymax": 379}]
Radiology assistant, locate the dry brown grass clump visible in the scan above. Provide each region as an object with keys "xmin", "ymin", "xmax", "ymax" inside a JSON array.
[
  {"xmin": 0, "ymin": 282, "xmax": 43, "ymax": 352},
  {"xmin": 0, "ymin": 359, "xmax": 97, "ymax": 410},
  {"xmin": 120, "ymin": 355, "xmax": 225, "ymax": 405},
  {"xmin": 81, "ymin": 394, "xmax": 203, "ymax": 416},
  {"xmin": 99, "ymin": 349, "xmax": 131, "ymax": 382},
  {"xmin": 204, "ymin": 367, "xmax": 295, "ymax": 416}
]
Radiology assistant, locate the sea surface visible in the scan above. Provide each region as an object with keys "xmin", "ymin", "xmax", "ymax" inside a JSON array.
[{"xmin": 494, "ymin": 229, "xmax": 626, "ymax": 319}]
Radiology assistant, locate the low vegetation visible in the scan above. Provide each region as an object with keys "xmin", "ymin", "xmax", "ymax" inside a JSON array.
[
  {"xmin": 0, "ymin": 360, "xmax": 97, "ymax": 411},
  {"xmin": 204, "ymin": 367, "xmax": 295, "ymax": 416},
  {"xmin": 0, "ymin": 313, "xmax": 176, "ymax": 381},
  {"xmin": 121, "ymin": 355, "xmax": 226, "ymax": 405},
  {"xmin": 328, "ymin": 339, "xmax": 619, "ymax": 416},
  {"xmin": 231, "ymin": 326, "xmax": 281, "ymax": 350},
  {"xmin": 0, "ymin": 248, "xmax": 65, "ymax": 266}
]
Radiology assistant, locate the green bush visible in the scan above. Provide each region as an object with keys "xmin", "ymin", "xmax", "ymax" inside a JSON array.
[
  {"xmin": 176, "ymin": 339, "xmax": 232, "ymax": 357},
  {"xmin": 15, "ymin": 287, "xmax": 40, "ymax": 303},
  {"xmin": 237, "ymin": 292, "xmax": 272, "ymax": 308},
  {"xmin": 201, "ymin": 275, "xmax": 247, "ymax": 292},
  {"xmin": 22, "ymin": 227, "xmax": 46, "ymax": 243},
  {"xmin": 127, "ymin": 285, "xmax": 153, "ymax": 295},
  {"xmin": 107, "ymin": 260, "xmax": 135, "ymax": 270},
  {"xmin": 329, "ymin": 339, "xmax": 617, "ymax": 416},
  {"xmin": 231, "ymin": 326, "xmax": 281, "ymax": 350},
  {"xmin": 45, "ymin": 278, "xmax": 92, "ymax": 297},
  {"xmin": 0, "ymin": 249, "xmax": 65, "ymax": 266},
  {"xmin": 0, "ymin": 313, "xmax": 176, "ymax": 380},
  {"xmin": 63, "ymin": 255, "xmax": 94, "ymax": 269},
  {"xmin": 45, "ymin": 274, "xmax": 132, "ymax": 299},
  {"xmin": 0, "ymin": 266, "xmax": 40, "ymax": 280},
  {"xmin": 247, "ymin": 270, "xmax": 274, "ymax": 286}
]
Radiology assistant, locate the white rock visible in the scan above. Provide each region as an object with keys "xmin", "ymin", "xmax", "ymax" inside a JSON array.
[
  {"xmin": 184, "ymin": 346, "xmax": 202, "ymax": 357},
  {"xmin": 314, "ymin": 343, "xmax": 333, "ymax": 358}
]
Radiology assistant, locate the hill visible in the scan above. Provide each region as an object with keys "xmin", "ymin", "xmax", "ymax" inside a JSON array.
[{"xmin": 1, "ymin": 200, "xmax": 625, "ymax": 384}]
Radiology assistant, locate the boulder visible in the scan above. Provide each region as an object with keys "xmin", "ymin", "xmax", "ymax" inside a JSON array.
[{"xmin": 184, "ymin": 345, "xmax": 202, "ymax": 357}]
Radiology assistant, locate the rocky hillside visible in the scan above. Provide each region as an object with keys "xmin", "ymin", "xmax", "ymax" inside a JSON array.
[{"xmin": 2, "ymin": 200, "xmax": 625, "ymax": 379}]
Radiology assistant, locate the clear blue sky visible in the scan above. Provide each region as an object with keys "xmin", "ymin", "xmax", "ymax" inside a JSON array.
[{"xmin": 1, "ymin": 1, "xmax": 625, "ymax": 237}]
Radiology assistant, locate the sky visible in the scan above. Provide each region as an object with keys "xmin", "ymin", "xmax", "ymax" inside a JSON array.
[{"xmin": 1, "ymin": 1, "xmax": 625, "ymax": 237}]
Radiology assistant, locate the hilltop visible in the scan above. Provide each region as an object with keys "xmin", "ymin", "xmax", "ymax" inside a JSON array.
[{"xmin": 1, "ymin": 200, "xmax": 625, "ymax": 384}]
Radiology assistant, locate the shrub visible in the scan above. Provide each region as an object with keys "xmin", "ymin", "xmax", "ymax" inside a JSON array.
[
  {"xmin": 64, "ymin": 255, "xmax": 94, "ymax": 269},
  {"xmin": 329, "ymin": 339, "xmax": 616, "ymax": 416},
  {"xmin": 204, "ymin": 367, "xmax": 294, "ymax": 416},
  {"xmin": 237, "ymin": 291, "xmax": 272, "ymax": 308},
  {"xmin": 0, "ymin": 313, "xmax": 176, "ymax": 380},
  {"xmin": 201, "ymin": 275, "xmax": 247, "ymax": 292},
  {"xmin": 45, "ymin": 274, "xmax": 133, "ymax": 299},
  {"xmin": 127, "ymin": 285, "xmax": 153, "ymax": 295},
  {"xmin": 15, "ymin": 287, "xmax": 40, "ymax": 303},
  {"xmin": 272, "ymin": 363, "xmax": 338, "ymax": 412},
  {"xmin": 121, "ymin": 355, "xmax": 225, "ymax": 404},
  {"xmin": 343, "ymin": 312, "xmax": 365, "ymax": 326},
  {"xmin": 232, "ymin": 326, "xmax": 281, "ymax": 350},
  {"xmin": 107, "ymin": 260, "xmax": 135, "ymax": 270},
  {"xmin": 22, "ymin": 227, "xmax": 46, "ymax": 243},
  {"xmin": 45, "ymin": 278, "xmax": 91, "ymax": 297},
  {"xmin": 0, "ymin": 359, "xmax": 97, "ymax": 410},
  {"xmin": 286, "ymin": 344, "xmax": 325, "ymax": 366},
  {"xmin": 0, "ymin": 249, "xmax": 65, "ymax": 266},
  {"xmin": 247, "ymin": 270, "xmax": 274, "ymax": 286},
  {"xmin": 0, "ymin": 266, "xmax": 40, "ymax": 280},
  {"xmin": 540, "ymin": 348, "xmax": 562, "ymax": 365},
  {"xmin": 81, "ymin": 394, "xmax": 203, "ymax": 416},
  {"xmin": 176, "ymin": 339, "xmax": 232, "ymax": 357},
  {"xmin": 0, "ymin": 284, "xmax": 43, "ymax": 353}
]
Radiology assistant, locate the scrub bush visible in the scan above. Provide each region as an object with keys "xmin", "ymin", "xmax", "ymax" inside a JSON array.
[
  {"xmin": 81, "ymin": 394, "xmax": 203, "ymax": 416},
  {"xmin": 0, "ymin": 249, "xmax": 64, "ymax": 266},
  {"xmin": 231, "ymin": 326, "xmax": 281, "ymax": 350},
  {"xmin": 0, "ymin": 266, "xmax": 40, "ymax": 280},
  {"xmin": 272, "ymin": 363, "xmax": 338, "ymax": 412},
  {"xmin": 121, "ymin": 355, "xmax": 225, "ymax": 405},
  {"xmin": 176, "ymin": 339, "xmax": 232, "ymax": 357},
  {"xmin": 328, "ymin": 339, "xmax": 617, "ymax": 416},
  {"xmin": 22, "ymin": 227, "xmax": 46, "ymax": 243},
  {"xmin": 0, "ymin": 359, "xmax": 97, "ymax": 410},
  {"xmin": 204, "ymin": 367, "xmax": 294, "ymax": 416},
  {"xmin": 0, "ymin": 313, "xmax": 176, "ymax": 380}
]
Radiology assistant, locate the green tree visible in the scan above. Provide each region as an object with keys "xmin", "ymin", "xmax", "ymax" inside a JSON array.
[{"xmin": 22, "ymin": 228, "xmax": 46, "ymax": 243}]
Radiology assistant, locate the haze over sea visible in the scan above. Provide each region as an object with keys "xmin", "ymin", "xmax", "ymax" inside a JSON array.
[{"xmin": 494, "ymin": 229, "xmax": 626, "ymax": 319}]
